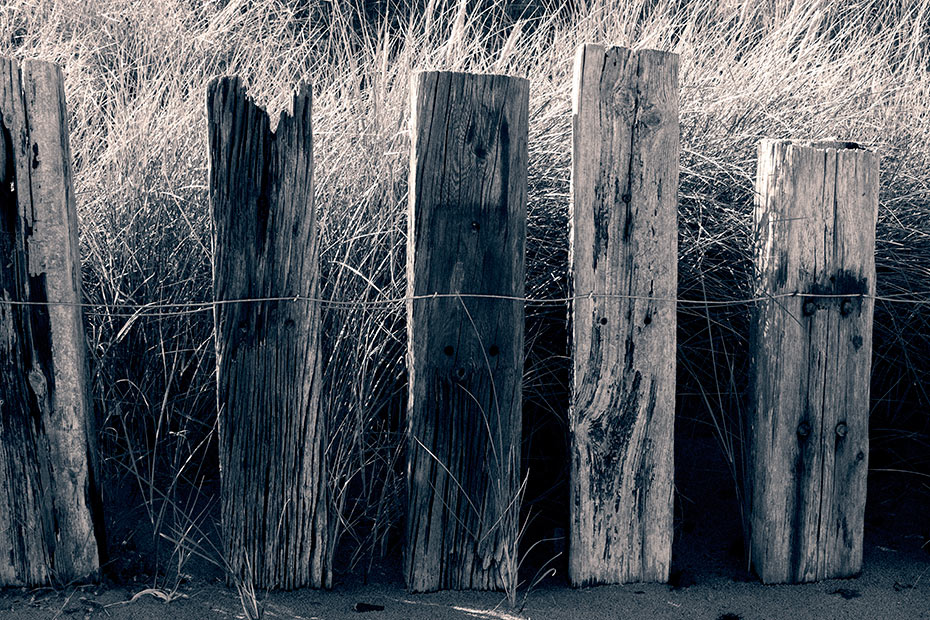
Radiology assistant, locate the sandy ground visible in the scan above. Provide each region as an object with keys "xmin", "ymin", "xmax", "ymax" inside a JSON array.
[
  {"xmin": 1, "ymin": 539, "xmax": 927, "ymax": 620},
  {"xmin": 3, "ymin": 436, "xmax": 927, "ymax": 619}
]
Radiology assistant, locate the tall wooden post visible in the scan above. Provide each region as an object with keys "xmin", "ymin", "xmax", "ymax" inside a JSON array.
[
  {"xmin": 0, "ymin": 58, "xmax": 101, "ymax": 586},
  {"xmin": 406, "ymin": 71, "xmax": 528, "ymax": 594},
  {"xmin": 750, "ymin": 140, "xmax": 877, "ymax": 584},
  {"xmin": 208, "ymin": 77, "xmax": 329, "ymax": 590},
  {"xmin": 568, "ymin": 44, "xmax": 679, "ymax": 586}
]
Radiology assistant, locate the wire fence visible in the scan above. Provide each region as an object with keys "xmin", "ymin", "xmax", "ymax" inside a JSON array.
[{"xmin": 0, "ymin": 290, "xmax": 927, "ymax": 319}]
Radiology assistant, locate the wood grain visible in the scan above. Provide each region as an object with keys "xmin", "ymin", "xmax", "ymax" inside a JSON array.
[
  {"xmin": 406, "ymin": 70, "xmax": 528, "ymax": 593},
  {"xmin": 0, "ymin": 58, "xmax": 100, "ymax": 586},
  {"xmin": 749, "ymin": 139, "xmax": 877, "ymax": 584},
  {"xmin": 568, "ymin": 44, "xmax": 679, "ymax": 586},
  {"xmin": 208, "ymin": 77, "xmax": 329, "ymax": 590}
]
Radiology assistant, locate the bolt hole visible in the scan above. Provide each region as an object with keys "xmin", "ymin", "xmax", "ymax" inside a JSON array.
[
  {"xmin": 455, "ymin": 368, "xmax": 466, "ymax": 379},
  {"xmin": 643, "ymin": 315, "xmax": 652, "ymax": 326},
  {"xmin": 599, "ymin": 317, "xmax": 608, "ymax": 325},
  {"xmin": 489, "ymin": 345, "xmax": 499, "ymax": 357},
  {"xmin": 443, "ymin": 345, "xmax": 454, "ymax": 356}
]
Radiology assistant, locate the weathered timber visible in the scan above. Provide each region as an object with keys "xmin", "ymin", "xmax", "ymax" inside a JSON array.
[
  {"xmin": 568, "ymin": 44, "xmax": 679, "ymax": 586},
  {"xmin": 0, "ymin": 58, "xmax": 101, "ymax": 586},
  {"xmin": 749, "ymin": 139, "xmax": 878, "ymax": 584},
  {"xmin": 208, "ymin": 77, "xmax": 329, "ymax": 590},
  {"xmin": 406, "ymin": 71, "xmax": 528, "ymax": 594}
]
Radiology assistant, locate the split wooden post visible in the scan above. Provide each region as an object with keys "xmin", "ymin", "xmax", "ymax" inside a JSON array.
[
  {"xmin": 749, "ymin": 140, "xmax": 878, "ymax": 584},
  {"xmin": 208, "ymin": 78, "xmax": 329, "ymax": 590},
  {"xmin": 568, "ymin": 44, "xmax": 679, "ymax": 586},
  {"xmin": 406, "ymin": 71, "xmax": 528, "ymax": 594},
  {"xmin": 0, "ymin": 58, "xmax": 101, "ymax": 586}
]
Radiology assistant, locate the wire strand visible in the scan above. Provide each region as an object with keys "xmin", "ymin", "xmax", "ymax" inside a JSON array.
[{"xmin": 0, "ymin": 290, "xmax": 927, "ymax": 319}]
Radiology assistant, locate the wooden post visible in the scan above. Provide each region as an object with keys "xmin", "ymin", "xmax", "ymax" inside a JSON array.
[
  {"xmin": 208, "ymin": 78, "xmax": 329, "ymax": 590},
  {"xmin": 0, "ymin": 58, "xmax": 101, "ymax": 586},
  {"xmin": 406, "ymin": 71, "xmax": 528, "ymax": 594},
  {"xmin": 568, "ymin": 44, "xmax": 679, "ymax": 586},
  {"xmin": 749, "ymin": 139, "xmax": 878, "ymax": 584}
]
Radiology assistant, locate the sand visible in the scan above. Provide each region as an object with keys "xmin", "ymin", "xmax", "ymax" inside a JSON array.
[{"xmin": 1, "ymin": 538, "xmax": 927, "ymax": 620}]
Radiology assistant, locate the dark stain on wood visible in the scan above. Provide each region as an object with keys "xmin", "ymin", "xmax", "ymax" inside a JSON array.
[{"xmin": 803, "ymin": 269, "xmax": 869, "ymax": 317}]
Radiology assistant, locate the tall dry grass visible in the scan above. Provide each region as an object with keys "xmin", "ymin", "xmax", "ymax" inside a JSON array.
[{"xmin": 1, "ymin": 0, "xmax": 928, "ymax": 582}]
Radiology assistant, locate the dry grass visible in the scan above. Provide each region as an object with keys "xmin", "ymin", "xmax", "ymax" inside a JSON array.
[{"xmin": 2, "ymin": 0, "xmax": 928, "ymax": 583}]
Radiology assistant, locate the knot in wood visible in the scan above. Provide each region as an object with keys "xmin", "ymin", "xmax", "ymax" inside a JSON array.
[
  {"xmin": 639, "ymin": 108, "xmax": 663, "ymax": 129},
  {"xmin": 27, "ymin": 367, "xmax": 47, "ymax": 399},
  {"xmin": 835, "ymin": 422, "xmax": 848, "ymax": 438}
]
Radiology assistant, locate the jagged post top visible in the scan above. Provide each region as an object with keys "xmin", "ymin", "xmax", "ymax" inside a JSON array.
[{"xmin": 206, "ymin": 75, "xmax": 313, "ymax": 131}]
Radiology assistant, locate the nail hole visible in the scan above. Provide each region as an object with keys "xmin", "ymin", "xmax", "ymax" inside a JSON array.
[
  {"xmin": 471, "ymin": 221, "xmax": 480, "ymax": 232},
  {"xmin": 455, "ymin": 368, "xmax": 466, "ymax": 379}
]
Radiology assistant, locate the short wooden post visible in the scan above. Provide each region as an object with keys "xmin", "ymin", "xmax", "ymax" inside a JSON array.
[
  {"xmin": 208, "ymin": 78, "xmax": 329, "ymax": 590},
  {"xmin": 406, "ymin": 70, "xmax": 528, "ymax": 594},
  {"xmin": 0, "ymin": 58, "xmax": 101, "ymax": 586},
  {"xmin": 749, "ymin": 140, "xmax": 878, "ymax": 584},
  {"xmin": 568, "ymin": 44, "xmax": 679, "ymax": 586}
]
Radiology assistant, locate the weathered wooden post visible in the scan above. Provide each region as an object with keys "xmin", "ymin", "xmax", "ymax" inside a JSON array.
[
  {"xmin": 0, "ymin": 58, "xmax": 101, "ymax": 586},
  {"xmin": 208, "ymin": 78, "xmax": 329, "ymax": 590},
  {"xmin": 749, "ymin": 140, "xmax": 878, "ymax": 584},
  {"xmin": 406, "ymin": 70, "xmax": 528, "ymax": 594},
  {"xmin": 568, "ymin": 44, "xmax": 679, "ymax": 586}
]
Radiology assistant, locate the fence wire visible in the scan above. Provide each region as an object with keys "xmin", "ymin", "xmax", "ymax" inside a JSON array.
[{"xmin": 0, "ymin": 290, "xmax": 927, "ymax": 320}]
